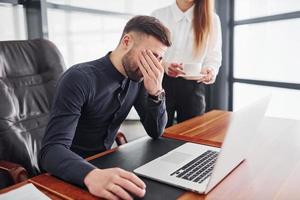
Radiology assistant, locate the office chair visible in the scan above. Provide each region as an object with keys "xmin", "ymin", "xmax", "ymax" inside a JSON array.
[
  {"xmin": 0, "ymin": 39, "xmax": 66, "ymax": 188},
  {"xmin": 0, "ymin": 39, "xmax": 128, "ymax": 189}
]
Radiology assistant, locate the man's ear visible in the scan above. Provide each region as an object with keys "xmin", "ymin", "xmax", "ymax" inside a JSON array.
[{"xmin": 121, "ymin": 33, "xmax": 134, "ymax": 50}]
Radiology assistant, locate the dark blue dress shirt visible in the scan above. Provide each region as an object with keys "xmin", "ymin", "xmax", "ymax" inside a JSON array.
[{"xmin": 39, "ymin": 53, "xmax": 167, "ymax": 187}]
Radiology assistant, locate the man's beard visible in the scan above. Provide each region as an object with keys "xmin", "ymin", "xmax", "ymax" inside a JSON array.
[{"xmin": 122, "ymin": 49, "xmax": 143, "ymax": 82}]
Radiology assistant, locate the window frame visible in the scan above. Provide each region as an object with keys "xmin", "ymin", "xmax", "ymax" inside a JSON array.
[{"xmin": 230, "ymin": 1, "xmax": 300, "ymax": 110}]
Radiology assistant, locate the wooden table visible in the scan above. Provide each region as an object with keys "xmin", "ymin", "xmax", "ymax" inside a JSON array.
[{"xmin": 1, "ymin": 110, "xmax": 300, "ymax": 199}]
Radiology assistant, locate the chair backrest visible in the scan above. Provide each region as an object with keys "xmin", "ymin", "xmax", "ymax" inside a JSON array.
[{"xmin": 0, "ymin": 39, "xmax": 65, "ymax": 176}]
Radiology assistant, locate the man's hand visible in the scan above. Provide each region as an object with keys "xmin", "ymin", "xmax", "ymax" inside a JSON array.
[
  {"xmin": 138, "ymin": 49, "xmax": 164, "ymax": 96},
  {"xmin": 84, "ymin": 168, "xmax": 146, "ymax": 200},
  {"xmin": 165, "ymin": 62, "xmax": 185, "ymax": 78},
  {"xmin": 196, "ymin": 67, "xmax": 215, "ymax": 84}
]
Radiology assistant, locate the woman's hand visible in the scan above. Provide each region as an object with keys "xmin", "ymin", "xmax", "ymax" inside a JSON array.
[
  {"xmin": 164, "ymin": 62, "xmax": 185, "ymax": 78},
  {"xmin": 197, "ymin": 67, "xmax": 215, "ymax": 84}
]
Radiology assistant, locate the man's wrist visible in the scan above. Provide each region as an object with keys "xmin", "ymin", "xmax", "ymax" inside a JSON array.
[
  {"xmin": 148, "ymin": 89, "xmax": 165, "ymax": 103},
  {"xmin": 84, "ymin": 168, "xmax": 100, "ymax": 187}
]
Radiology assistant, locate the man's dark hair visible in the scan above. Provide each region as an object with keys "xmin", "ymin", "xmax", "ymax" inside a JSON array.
[{"xmin": 121, "ymin": 15, "xmax": 171, "ymax": 47}]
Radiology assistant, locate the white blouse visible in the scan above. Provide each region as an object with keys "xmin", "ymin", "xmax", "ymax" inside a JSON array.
[{"xmin": 152, "ymin": 2, "xmax": 222, "ymax": 78}]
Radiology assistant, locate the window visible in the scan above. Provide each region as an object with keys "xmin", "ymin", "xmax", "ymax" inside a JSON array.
[
  {"xmin": 234, "ymin": 18, "xmax": 300, "ymax": 83},
  {"xmin": 233, "ymin": 1, "xmax": 300, "ymax": 120},
  {"xmin": 47, "ymin": 0, "xmax": 173, "ymax": 66},
  {"xmin": 47, "ymin": 8, "xmax": 128, "ymax": 66},
  {"xmin": 235, "ymin": 0, "xmax": 300, "ymax": 20},
  {"xmin": 47, "ymin": 0, "xmax": 173, "ymax": 15},
  {"xmin": 0, "ymin": 3, "xmax": 27, "ymax": 40},
  {"xmin": 234, "ymin": 83, "xmax": 300, "ymax": 120}
]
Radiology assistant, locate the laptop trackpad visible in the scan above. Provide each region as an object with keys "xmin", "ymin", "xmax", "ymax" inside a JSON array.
[{"xmin": 161, "ymin": 151, "xmax": 193, "ymax": 164}]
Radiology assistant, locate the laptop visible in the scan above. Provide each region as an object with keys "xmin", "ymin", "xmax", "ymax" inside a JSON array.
[{"xmin": 134, "ymin": 96, "xmax": 270, "ymax": 194}]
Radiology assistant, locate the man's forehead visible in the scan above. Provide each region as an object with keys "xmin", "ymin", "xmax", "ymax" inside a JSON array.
[
  {"xmin": 150, "ymin": 45, "xmax": 167, "ymax": 55},
  {"xmin": 140, "ymin": 35, "xmax": 168, "ymax": 54}
]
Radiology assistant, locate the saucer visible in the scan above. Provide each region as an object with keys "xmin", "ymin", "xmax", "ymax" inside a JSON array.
[{"xmin": 179, "ymin": 74, "xmax": 205, "ymax": 80}]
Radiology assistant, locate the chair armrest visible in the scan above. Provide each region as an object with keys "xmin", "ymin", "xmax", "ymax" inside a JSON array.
[
  {"xmin": 0, "ymin": 160, "xmax": 29, "ymax": 184},
  {"xmin": 115, "ymin": 131, "xmax": 128, "ymax": 146}
]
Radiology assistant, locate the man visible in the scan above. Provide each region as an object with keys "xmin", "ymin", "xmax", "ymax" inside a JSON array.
[{"xmin": 39, "ymin": 16, "xmax": 171, "ymax": 200}]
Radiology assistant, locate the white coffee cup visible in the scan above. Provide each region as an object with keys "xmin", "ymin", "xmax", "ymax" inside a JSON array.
[{"xmin": 183, "ymin": 63, "xmax": 202, "ymax": 76}]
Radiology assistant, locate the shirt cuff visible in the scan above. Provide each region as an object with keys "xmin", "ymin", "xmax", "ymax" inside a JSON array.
[{"xmin": 68, "ymin": 161, "xmax": 96, "ymax": 187}]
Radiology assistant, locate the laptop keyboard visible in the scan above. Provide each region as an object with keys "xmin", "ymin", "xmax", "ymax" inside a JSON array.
[{"xmin": 170, "ymin": 150, "xmax": 219, "ymax": 184}]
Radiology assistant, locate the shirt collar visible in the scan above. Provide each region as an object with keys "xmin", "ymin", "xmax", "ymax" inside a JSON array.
[
  {"xmin": 171, "ymin": 2, "xmax": 194, "ymax": 23},
  {"xmin": 102, "ymin": 52, "xmax": 126, "ymax": 84}
]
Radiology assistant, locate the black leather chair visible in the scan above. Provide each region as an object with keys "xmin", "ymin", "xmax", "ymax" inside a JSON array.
[
  {"xmin": 0, "ymin": 39, "xmax": 128, "ymax": 189},
  {"xmin": 0, "ymin": 39, "xmax": 66, "ymax": 188}
]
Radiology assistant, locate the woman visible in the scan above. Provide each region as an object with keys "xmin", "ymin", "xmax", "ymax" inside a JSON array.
[{"xmin": 152, "ymin": 0, "xmax": 222, "ymax": 127}]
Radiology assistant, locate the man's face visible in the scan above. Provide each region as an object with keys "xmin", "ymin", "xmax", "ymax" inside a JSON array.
[{"xmin": 122, "ymin": 35, "xmax": 167, "ymax": 82}]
